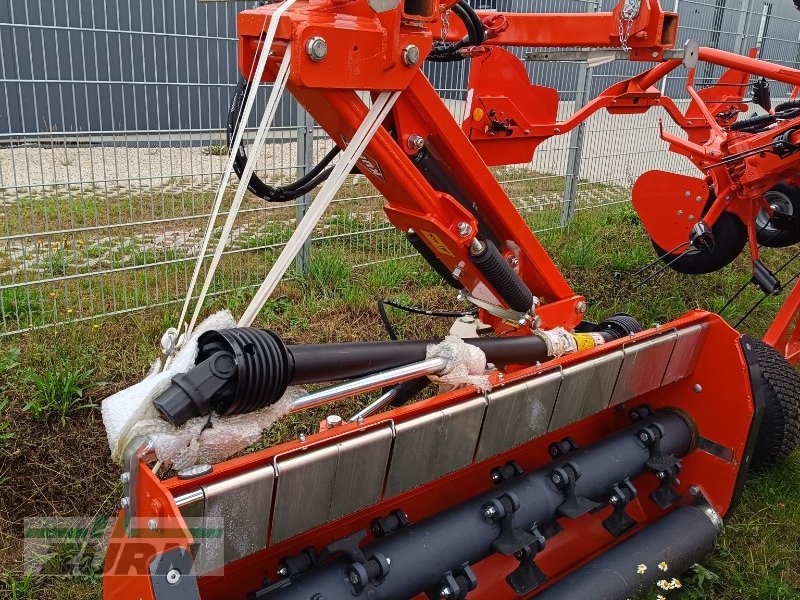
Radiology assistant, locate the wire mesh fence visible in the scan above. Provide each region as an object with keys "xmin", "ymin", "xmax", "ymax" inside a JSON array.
[{"xmin": 2, "ymin": 0, "xmax": 800, "ymax": 335}]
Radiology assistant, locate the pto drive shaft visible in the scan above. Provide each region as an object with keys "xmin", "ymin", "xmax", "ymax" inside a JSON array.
[{"xmin": 153, "ymin": 315, "xmax": 641, "ymax": 426}]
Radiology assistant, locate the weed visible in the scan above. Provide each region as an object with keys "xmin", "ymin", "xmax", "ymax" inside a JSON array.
[
  {"xmin": 0, "ymin": 573, "xmax": 34, "ymax": 600},
  {"xmin": 561, "ymin": 237, "xmax": 600, "ymax": 268},
  {"xmin": 0, "ymin": 398, "xmax": 15, "ymax": 455},
  {"xmin": 303, "ymin": 252, "xmax": 351, "ymax": 294},
  {"xmin": 1, "ymin": 347, "xmax": 21, "ymax": 372},
  {"xmin": 203, "ymin": 144, "xmax": 228, "ymax": 156},
  {"xmin": 24, "ymin": 362, "xmax": 96, "ymax": 424},
  {"xmin": 1, "ymin": 289, "xmax": 43, "ymax": 325}
]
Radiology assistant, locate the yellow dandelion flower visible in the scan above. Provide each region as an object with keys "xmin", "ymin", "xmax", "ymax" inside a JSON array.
[
  {"xmin": 49, "ymin": 292, "xmax": 57, "ymax": 298},
  {"xmin": 66, "ymin": 308, "xmax": 73, "ymax": 314},
  {"xmin": 658, "ymin": 561, "xmax": 668, "ymax": 571},
  {"xmin": 637, "ymin": 564, "xmax": 647, "ymax": 574}
]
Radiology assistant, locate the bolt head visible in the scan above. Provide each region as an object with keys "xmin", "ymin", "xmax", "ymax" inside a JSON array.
[
  {"xmin": 657, "ymin": 471, "xmax": 666, "ymax": 480},
  {"xmin": 299, "ymin": 433, "xmax": 307, "ymax": 443},
  {"xmin": 456, "ymin": 222, "xmax": 472, "ymax": 237},
  {"xmin": 677, "ymin": 210, "xmax": 684, "ymax": 216},
  {"xmin": 326, "ymin": 415, "xmax": 343, "ymax": 428},
  {"xmin": 120, "ymin": 472, "xmax": 130, "ymax": 484},
  {"xmin": 693, "ymin": 383, "xmax": 703, "ymax": 393},
  {"xmin": 483, "ymin": 505, "xmax": 497, "ymax": 518},
  {"xmin": 306, "ymin": 36, "xmax": 328, "ymax": 61},
  {"xmin": 639, "ymin": 432, "xmax": 649, "ymax": 442},
  {"xmin": 402, "ymin": 44, "xmax": 420, "ymax": 66},
  {"xmin": 491, "ymin": 472, "xmax": 501, "ymax": 483},
  {"xmin": 551, "ymin": 473, "xmax": 562, "ymax": 485},
  {"xmin": 147, "ymin": 518, "xmax": 158, "ymax": 531},
  {"xmin": 166, "ymin": 568, "xmax": 181, "ymax": 585},
  {"xmin": 119, "ymin": 496, "xmax": 130, "ymax": 509},
  {"xmin": 278, "ymin": 566, "xmax": 290, "ymax": 577},
  {"xmin": 609, "ymin": 495, "xmax": 620, "ymax": 505},
  {"xmin": 407, "ymin": 135, "xmax": 424, "ymax": 150},
  {"xmin": 348, "ymin": 570, "xmax": 362, "ymax": 586},
  {"xmin": 440, "ymin": 586, "xmax": 453, "ymax": 598}
]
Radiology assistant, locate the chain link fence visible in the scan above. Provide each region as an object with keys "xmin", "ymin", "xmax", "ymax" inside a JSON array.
[{"xmin": 2, "ymin": 0, "xmax": 800, "ymax": 335}]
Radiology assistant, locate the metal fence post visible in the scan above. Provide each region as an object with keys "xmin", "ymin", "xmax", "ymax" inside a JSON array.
[
  {"xmin": 735, "ymin": 0, "xmax": 757, "ymax": 55},
  {"xmin": 560, "ymin": 0, "xmax": 600, "ymax": 227},
  {"xmin": 295, "ymin": 106, "xmax": 314, "ymax": 274}
]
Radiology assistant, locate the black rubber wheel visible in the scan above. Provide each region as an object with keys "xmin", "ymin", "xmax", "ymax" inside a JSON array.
[
  {"xmin": 750, "ymin": 339, "xmax": 800, "ymax": 472},
  {"xmin": 651, "ymin": 209, "xmax": 747, "ymax": 275},
  {"xmin": 755, "ymin": 183, "xmax": 800, "ymax": 248}
]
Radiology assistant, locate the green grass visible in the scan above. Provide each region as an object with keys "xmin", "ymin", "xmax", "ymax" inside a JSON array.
[
  {"xmin": 1, "ymin": 203, "xmax": 799, "ymax": 599},
  {"xmin": 23, "ymin": 361, "xmax": 96, "ymax": 424}
]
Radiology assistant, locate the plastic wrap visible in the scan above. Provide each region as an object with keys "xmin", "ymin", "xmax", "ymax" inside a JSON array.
[
  {"xmin": 101, "ymin": 311, "xmax": 302, "ymax": 468},
  {"xmin": 425, "ymin": 335, "xmax": 491, "ymax": 392}
]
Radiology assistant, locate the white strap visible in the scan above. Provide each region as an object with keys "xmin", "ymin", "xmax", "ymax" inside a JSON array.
[
  {"xmin": 185, "ymin": 46, "xmax": 293, "ymax": 338},
  {"xmin": 238, "ymin": 90, "xmax": 401, "ymax": 327},
  {"xmin": 171, "ymin": 0, "xmax": 296, "ymax": 353}
]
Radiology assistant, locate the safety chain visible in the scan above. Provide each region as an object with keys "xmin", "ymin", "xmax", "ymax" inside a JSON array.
[{"xmin": 618, "ymin": 0, "xmax": 640, "ymax": 51}]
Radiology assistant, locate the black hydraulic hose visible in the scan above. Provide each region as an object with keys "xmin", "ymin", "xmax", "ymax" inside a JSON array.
[
  {"xmin": 426, "ymin": 0, "xmax": 483, "ymax": 62},
  {"xmin": 458, "ymin": 0, "xmax": 485, "ymax": 44},
  {"xmin": 226, "ymin": 78, "xmax": 347, "ymax": 202},
  {"xmin": 252, "ymin": 412, "xmax": 695, "ymax": 600}
]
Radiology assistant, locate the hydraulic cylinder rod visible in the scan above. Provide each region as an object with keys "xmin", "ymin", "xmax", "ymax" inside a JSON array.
[{"xmin": 251, "ymin": 411, "xmax": 694, "ymax": 600}]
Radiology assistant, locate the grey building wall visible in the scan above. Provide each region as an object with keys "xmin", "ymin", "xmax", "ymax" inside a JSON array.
[{"xmin": 2, "ymin": 0, "xmax": 800, "ymax": 137}]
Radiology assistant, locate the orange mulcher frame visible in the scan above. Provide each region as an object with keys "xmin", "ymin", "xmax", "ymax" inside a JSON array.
[{"xmin": 103, "ymin": 1, "xmax": 800, "ymax": 598}]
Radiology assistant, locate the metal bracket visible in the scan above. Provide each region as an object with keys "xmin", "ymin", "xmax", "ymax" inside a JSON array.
[
  {"xmin": 639, "ymin": 424, "xmax": 683, "ymax": 509},
  {"xmin": 602, "ymin": 478, "xmax": 639, "ymax": 537},
  {"xmin": 149, "ymin": 547, "xmax": 200, "ymax": 600},
  {"xmin": 483, "ymin": 492, "xmax": 540, "ymax": 555},
  {"xmin": 551, "ymin": 463, "xmax": 601, "ymax": 519},
  {"xmin": 121, "ymin": 436, "xmax": 156, "ymax": 537},
  {"xmin": 525, "ymin": 48, "xmax": 689, "ymax": 64},
  {"xmin": 371, "ymin": 509, "xmax": 411, "ymax": 538},
  {"xmin": 426, "ymin": 563, "xmax": 477, "ymax": 600},
  {"xmin": 490, "ymin": 461, "xmax": 524, "ymax": 485},
  {"xmin": 547, "ymin": 437, "xmax": 579, "ymax": 459},
  {"xmin": 505, "ymin": 526, "xmax": 547, "ymax": 596}
]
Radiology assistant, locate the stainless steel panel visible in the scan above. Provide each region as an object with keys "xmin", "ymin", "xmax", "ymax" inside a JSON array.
[
  {"xmin": 384, "ymin": 397, "xmax": 486, "ymax": 498},
  {"xmin": 271, "ymin": 444, "xmax": 339, "ymax": 543},
  {"xmin": 475, "ymin": 371, "xmax": 562, "ymax": 462},
  {"xmin": 272, "ymin": 426, "xmax": 395, "ymax": 542},
  {"xmin": 194, "ymin": 465, "xmax": 275, "ymax": 575},
  {"xmin": 548, "ymin": 350, "xmax": 624, "ymax": 431},
  {"xmin": 610, "ymin": 332, "xmax": 679, "ymax": 406},
  {"xmin": 662, "ymin": 324, "xmax": 708, "ymax": 385},
  {"xmin": 329, "ymin": 426, "xmax": 393, "ymax": 521}
]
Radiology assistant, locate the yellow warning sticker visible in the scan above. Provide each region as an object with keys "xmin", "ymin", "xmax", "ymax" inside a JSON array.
[
  {"xmin": 419, "ymin": 231, "xmax": 455, "ymax": 257},
  {"xmin": 573, "ymin": 333, "xmax": 597, "ymax": 352}
]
